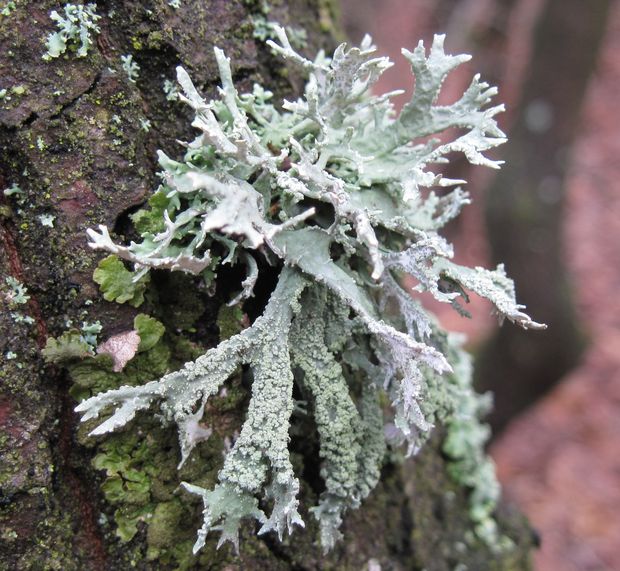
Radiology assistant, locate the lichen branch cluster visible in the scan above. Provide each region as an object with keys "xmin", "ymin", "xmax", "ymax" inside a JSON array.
[{"xmin": 76, "ymin": 28, "xmax": 544, "ymax": 553}]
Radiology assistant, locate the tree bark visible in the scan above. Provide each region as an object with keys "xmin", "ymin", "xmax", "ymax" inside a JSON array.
[
  {"xmin": 1, "ymin": 1, "xmax": 533, "ymax": 569},
  {"xmin": 475, "ymin": 0, "xmax": 612, "ymax": 432}
]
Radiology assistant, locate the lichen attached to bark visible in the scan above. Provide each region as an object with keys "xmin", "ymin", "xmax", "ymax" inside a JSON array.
[{"xmin": 69, "ymin": 28, "xmax": 544, "ymax": 554}]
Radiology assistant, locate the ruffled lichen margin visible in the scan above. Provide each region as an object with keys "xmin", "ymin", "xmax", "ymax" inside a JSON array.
[{"xmin": 75, "ymin": 28, "xmax": 544, "ymax": 554}]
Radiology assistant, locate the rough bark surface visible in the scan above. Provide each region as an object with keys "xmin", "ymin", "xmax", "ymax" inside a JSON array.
[{"xmin": 1, "ymin": 1, "xmax": 533, "ymax": 569}]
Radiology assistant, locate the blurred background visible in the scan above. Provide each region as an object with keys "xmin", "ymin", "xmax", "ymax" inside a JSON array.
[{"xmin": 339, "ymin": 1, "xmax": 620, "ymax": 570}]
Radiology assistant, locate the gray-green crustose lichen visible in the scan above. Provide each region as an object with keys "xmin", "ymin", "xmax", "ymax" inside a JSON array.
[{"xmin": 75, "ymin": 28, "xmax": 545, "ymax": 554}]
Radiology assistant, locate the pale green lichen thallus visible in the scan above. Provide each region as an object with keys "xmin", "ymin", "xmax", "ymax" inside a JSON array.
[{"xmin": 76, "ymin": 27, "xmax": 545, "ymax": 554}]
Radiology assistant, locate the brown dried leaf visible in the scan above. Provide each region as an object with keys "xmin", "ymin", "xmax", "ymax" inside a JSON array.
[{"xmin": 97, "ymin": 330, "xmax": 141, "ymax": 372}]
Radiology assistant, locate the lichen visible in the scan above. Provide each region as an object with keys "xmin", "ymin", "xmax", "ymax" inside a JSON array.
[
  {"xmin": 42, "ymin": 3, "xmax": 101, "ymax": 61},
  {"xmin": 162, "ymin": 79, "xmax": 179, "ymax": 101},
  {"xmin": 73, "ymin": 29, "xmax": 544, "ymax": 554},
  {"xmin": 3, "ymin": 275, "xmax": 30, "ymax": 306},
  {"xmin": 120, "ymin": 54, "xmax": 140, "ymax": 84},
  {"xmin": 252, "ymin": 14, "xmax": 307, "ymax": 49},
  {"xmin": 1, "ymin": 1, "xmax": 16, "ymax": 17}
]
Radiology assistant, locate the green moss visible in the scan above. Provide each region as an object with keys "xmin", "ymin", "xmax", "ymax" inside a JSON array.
[
  {"xmin": 216, "ymin": 304, "xmax": 246, "ymax": 341},
  {"xmin": 67, "ymin": 354, "xmax": 115, "ymax": 401},
  {"xmin": 135, "ymin": 313, "xmax": 166, "ymax": 351},
  {"xmin": 93, "ymin": 255, "xmax": 149, "ymax": 307},
  {"xmin": 130, "ymin": 189, "xmax": 169, "ymax": 234},
  {"xmin": 147, "ymin": 499, "xmax": 185, "ymax": 549},
  {"xmin": 42, "ymin": 331, "xmax": 93, "ymax": 363},
  {"xmin": 86, "ymin": 414, "xmax": 227, "ymax": 562},
  {"xmin": 148, "ymin": 272, "xmax": 207, "ymax": 332},
  {"xmin": 146, "ymin": 30, "xmax": 164, "ymax": 50},
  {"xmin": 49, "ymin": 292, "xmax": 238, "ymax": 567}
]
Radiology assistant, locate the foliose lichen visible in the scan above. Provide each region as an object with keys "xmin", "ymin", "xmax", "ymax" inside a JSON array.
[
  {"xmin": 120, "ymin": 54, "xmax": 140, "ymax": 84},
  {"xmin": 74, "ymin": 28, "xmax": 545, "ymax": 554},
  {"xmin": 42, "ymin": 3, "xmax": 101, "ymax": 61}
]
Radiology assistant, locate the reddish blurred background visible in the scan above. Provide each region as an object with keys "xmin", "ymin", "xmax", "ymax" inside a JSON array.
[{"xmin": 339, "ymin": 1, "xmax": 620, "ymax": 570}]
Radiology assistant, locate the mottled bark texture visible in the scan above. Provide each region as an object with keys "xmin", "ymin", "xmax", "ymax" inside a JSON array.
[
  {"xmin": 1, "ymin": 1, "xmax": 533, "ymax": 569},
  {"xmin": 476, "ymin": 0, "xmax": 612, "ymax": 432}
]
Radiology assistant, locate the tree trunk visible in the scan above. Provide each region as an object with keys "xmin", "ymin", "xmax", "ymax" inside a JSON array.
[
  {"xmin": 1, "ymin": 1, "xmax": 533, "ymax": 569},
  {"xmin": 475, "ymin": 0, "xmax": 612, "ymax": 432}
]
